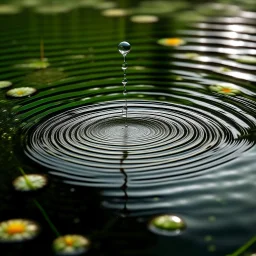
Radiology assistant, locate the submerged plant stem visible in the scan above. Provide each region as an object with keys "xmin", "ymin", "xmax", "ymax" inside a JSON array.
[
  {"xmin": 33, "ymin": 199, "xmax": 61, "ymax": 237},
  {"xmin": 18, "ymin": 167, "xmax": 34, "ymax": 190},
  {"xmin": 18, "ymin": 166, "xmax": 60, "ymax": 237},
  {"xmin": 226, "ymin": 236, "xmax": 256, "ymax": 256}
]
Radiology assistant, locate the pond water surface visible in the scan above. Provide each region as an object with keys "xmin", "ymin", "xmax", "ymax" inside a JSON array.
[{"xmin": 0, "ymin": 0, "xmax": 256, "ymax": 256}]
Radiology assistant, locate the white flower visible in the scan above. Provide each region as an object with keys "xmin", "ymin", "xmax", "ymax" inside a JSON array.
[
  {"xmin": 209, "ymin": 83, "xmax": 240, "ymax": 95},
  {"xmin": 0, "ymin": 219, "xmax": 40, "ymax": 242},
  {"xmin": 6, "ymin": 87, "xmax": 36, "ymax": 97},
  {"xmin": 53, "ymin": 234, "xmax": 90, "ymax": 255},
  {"xmin": 13, "ymin": 174, "xmax": 47, "ymax": 191},
  {"xmin": 0, "ymin": 81, "xmax": 12, "ymax": 89},
  {"xmin": 130, "ymin": 15, "xmax": 159, "ymax": 23}
]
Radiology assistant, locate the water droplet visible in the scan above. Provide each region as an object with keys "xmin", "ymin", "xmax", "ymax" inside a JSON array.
[
  {"xmin": 118, "ymin": 41, "xmax": 131, "ymax": 56},
  {"xmin": 122, "ymin": 78, "xmax": 127, "ymax": 85},
  {"xmin": 118, "ymin": 41, "xmax": 131, "ymax": 125},
  {"xmin": 122, "ymin": 62, "xmax": 127, "ymax": 70}
]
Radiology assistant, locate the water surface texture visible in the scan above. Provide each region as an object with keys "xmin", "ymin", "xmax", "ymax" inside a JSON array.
[{"xmin": 0, "ymin": 1, "xmax": 256, "ymax": 256}]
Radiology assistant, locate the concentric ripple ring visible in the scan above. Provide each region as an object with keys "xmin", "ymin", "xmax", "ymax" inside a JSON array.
[{"xmin": 23, "ymin": 100, "xmax": 254, "ymax": 187}]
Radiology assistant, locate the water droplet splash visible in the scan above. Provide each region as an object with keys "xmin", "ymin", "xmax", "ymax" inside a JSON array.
[{"xmin": 118, "ymin": 41, "xmax": 131, "ymax": 126}]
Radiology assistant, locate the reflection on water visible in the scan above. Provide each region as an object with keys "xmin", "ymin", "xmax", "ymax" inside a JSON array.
[{"xmin": 0, "ymin": 0, "xmax": 256, "ymax": 255}]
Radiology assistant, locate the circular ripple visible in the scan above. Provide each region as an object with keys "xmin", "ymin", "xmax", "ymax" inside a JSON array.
[{"xmin": 24, "ymin": 100, "xmax": 254, "ymax": 187}]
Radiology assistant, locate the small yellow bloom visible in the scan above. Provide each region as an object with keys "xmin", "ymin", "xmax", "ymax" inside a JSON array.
[
  {"xmin": 53, "ymin": 234, "xmax": 90, "ymax": 254},
  {"xmin": 0, "ymin": 219, "xmax": 40, "ymax": 242},
  {"xmin": 158, "ymin": 38, "xmax": 185, "ymax": 47},
  {"xmin": 6, "ymin": 87, "xmax": 36, "ymax": 97},
  {"xmin": 209, "ymin": 83, "xmax": 240, "ymax": 96},
  {"xmin": 6, "ymin": 222, "xmax": 26, "ymax": 235}
]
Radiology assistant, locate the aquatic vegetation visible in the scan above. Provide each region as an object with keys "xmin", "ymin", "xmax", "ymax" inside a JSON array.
[
  {"xmin": 0, "ymin": 81, "xmax": 12, "ymax": 89},
  {"xmin": 94, "ymin": 1, "xmax": 117, "ymax": 9},
  {"xmin": 208, "ymin": 216, "xmax": 216, "ymax": 222},
  {"xmin": 0, "ymin": 5, "xmax": 21, "ymax": 14},
  {"xmin": 157, "ymin": 38, "xmax": 185, "ymax": 47},
  {"xmin": 230, "ymin": 55, "xmax": 256, "ymax": 64},
  {"xmin": 196, "ymin": 3, "xmax": 240, "ymax": 16},
  {"xmin": 15, "ymin": 58, "xmax": 49, "ymax": 69},
  {"xmin": 226, "ymin": 236, "xmax": 256, "ymax": 256},
  {"xmin": 220, "ymin": 0, "xmax": 255, "ymax": 10},
  {"xmin": 0, "ymin": 219, "xmax": 40, "ymax": 242},
  {"xmin": 204, "ymin": 235, "xmax": 213, "ymax": 242},
  {"xmin": 6, "ymin": 87, "xmax": 37, "ymax": 98},
  {"xmin": 218, "ymin": 66, "xmax": 231, "ymax": 73},
  {"xmin": 101, "ymin": 8, "xmax": 130, "ymax": 17},
  {"xmin": 148, "ymin": 215, "xmax": 186, "ymax": 235},
  {"xmin": 208, "ymin": 245, "xmax": 216, "ymax": 252},
  {"xmin": 1, "ymin": 1, "xmax": 256, "ymax": 255},
  {"xmin": 53, "ymin": 235, "xmax": 90, "ymax": 255},
  {"xmin": 35, "ymin": 5, "xmax": 73, "ymax": 14},
  {"xmin": 173, "ymin": 10, "xmax": 204, "ymax": 22},
  {"xmin": 135, "ymin": 1, "xmax": 189, "ymax": 15},
  {"xmin": 79, "ymin": 0, "xmax": 113, "ymax": 8},
  {"xmin": 23, "ymin": 68, "xmax": 66, "ymax": 86},
  {"xmin": 184, "ymin": 52, "xmax": 200, "ymax": 60},
  {"xmin": 13, "ymin": 174, "xmax": 47, "ymax": 191},
  {"xmin": 20, "ymin": 0, "xmax": 41, "ymax": 7},
  {"xmin": 209, "ymin": 83, "xmax": 240, "ymax": 95},
  {"xmin": 130, "ymin": 15, "xmax": 159, "ymax": 23}
]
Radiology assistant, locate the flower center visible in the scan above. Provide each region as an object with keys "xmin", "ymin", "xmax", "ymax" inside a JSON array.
[
  {"xmin": 16, "ymin": 90, "xmax": 24, "ymax": 95},
  {"xmin": 166, "ymin": 38, "xmax": 182, "ymax": 46},
  {"xmin": 221, "ymin": 88, "xmax": 232, "ymax": 93},
  {"xmin": 64, "ymin": 237, "xmax": 74, "ymax": 246},
  {"xmin": 7, "ymin": 223, "xmax": 26, "ymax": 234}
]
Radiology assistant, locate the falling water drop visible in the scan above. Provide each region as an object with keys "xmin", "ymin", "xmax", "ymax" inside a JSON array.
[
  {"xmin": 122, "ymin": 62, "xmax": 127, "ymax": 70},
  {"xmin": 118, "ymin": 41, "xmax": 131, "ymax": 126},
  {"xmin": 122, "ymin": 78, "xmax": 128, "ymax": 85},
  {"xmin": 118, "ymin": 41, "xmax": 131, "ymax": 56}
]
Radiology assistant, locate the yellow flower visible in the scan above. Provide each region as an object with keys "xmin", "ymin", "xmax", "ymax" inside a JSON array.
[
  {"xmin": 0, "ymin": 219, "xmax": 40, "ymax": 242},
  {"xmin": 157, "ymin": 38, "xmax": 185, "ymax": 47},
  {"xmin": 53, "ymin": 234, "xmax": 90, "ymax": 254},
  {"xmin": 6, "ymin": 87, "xmax": 36, "ymax": 97},
  {"xmin": 210, "ymin": 83, "xmax": 240, "ymax": 96}
]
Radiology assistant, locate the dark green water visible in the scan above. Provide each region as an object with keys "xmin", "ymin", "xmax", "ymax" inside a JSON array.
[{"xmin": 0, "ymin": 0, "xmax": 256, "ymax": 255}]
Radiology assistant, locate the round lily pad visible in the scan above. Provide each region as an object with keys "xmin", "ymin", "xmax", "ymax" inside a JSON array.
[
  {"xmin": 0, "ymin": 81, "xmax": 12, "ymax": 89},
  {"xmin": 148, "ymin": 214, "xmax": 186, "ymax": 235}
]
